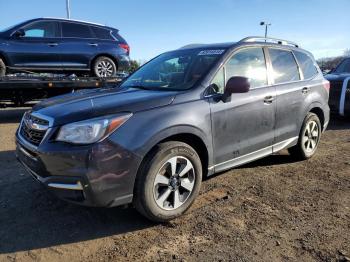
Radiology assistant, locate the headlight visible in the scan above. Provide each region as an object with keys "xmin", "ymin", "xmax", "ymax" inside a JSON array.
[{"xmin": 56, "ymin": 113, "xmax": 132, "ymax": 144}]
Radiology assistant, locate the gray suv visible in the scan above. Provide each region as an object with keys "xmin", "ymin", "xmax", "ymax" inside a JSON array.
[{"xmin": 16, "ymin": 37, "xmax": 330, "ymax": 222}]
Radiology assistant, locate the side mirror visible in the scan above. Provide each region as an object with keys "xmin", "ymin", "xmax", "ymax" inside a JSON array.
[
  {"xmin": 222, "ymin": 76, "xmax": 250, "ymax": 102},
  {"xmin": 13, "ymin": 29, "xmax": 25, "ymax": 38}
]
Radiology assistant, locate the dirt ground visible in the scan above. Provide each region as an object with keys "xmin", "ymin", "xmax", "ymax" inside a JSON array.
[{"xmin": 0, "ymin": 107, "xmax": 349, "ymax": 262}]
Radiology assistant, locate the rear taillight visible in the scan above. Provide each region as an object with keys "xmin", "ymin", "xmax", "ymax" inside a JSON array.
[
  {"xmin": 323, "ymin": 80, "xmax": 330, "ymax": 92},
  {"xmin": 119, "ymin": 43, "xmax": 130, "ymax": 55}
]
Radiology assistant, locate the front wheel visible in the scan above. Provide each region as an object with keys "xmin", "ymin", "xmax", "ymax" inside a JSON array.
[
  {"xmin": 134, "ymin": 142, "xmax": 202, "ymax": 222},
  {"xmin": 0, "ymin": 58, "xmax": 6, "ymax": 77},
  {"xmin": 288, "ymin": 113, "xmax": 322, "ymax": 160},
  {"xmin": 92, "ymin": 56, "xmax": 117, "ymax": 77}
]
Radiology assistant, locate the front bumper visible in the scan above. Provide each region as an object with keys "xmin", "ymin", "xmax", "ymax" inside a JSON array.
[{"xmin": 16, "ymin": 130, "xmax": 141, "ymax": 207}]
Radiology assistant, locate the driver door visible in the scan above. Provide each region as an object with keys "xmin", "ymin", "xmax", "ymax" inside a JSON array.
[
  {"xmin": 7, "ymin": 20, "xmax": 61, "ymax": 69},
  {"xmin": 208, "ymin": 47, "xmax": 276, "ymax": 172}
]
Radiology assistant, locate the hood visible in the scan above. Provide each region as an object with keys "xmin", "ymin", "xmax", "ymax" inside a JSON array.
[
  {"xmin": 33, "ymin": 87, "xmax": 177, "ymax": 126},
  {"xmin": 325, "ymin": 73, "xmax": 350, "ymax": 82}
]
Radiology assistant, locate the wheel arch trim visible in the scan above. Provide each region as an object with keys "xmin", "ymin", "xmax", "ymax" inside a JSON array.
[
  {"xmin": 137, "ymin": 125, "xmax": 213, "ymax": 176},
  {"xmin": 90, "ymin": 54, "xmax": 119, "ymax": 71}
]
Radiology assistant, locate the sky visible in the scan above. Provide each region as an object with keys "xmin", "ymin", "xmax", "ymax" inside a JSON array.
[{"xmin": 0, "ymin": 0, "xmax": 349, "ymax": 61}]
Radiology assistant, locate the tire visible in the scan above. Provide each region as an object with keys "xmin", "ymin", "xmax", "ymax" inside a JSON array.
[
  {"xmin": 0, "ymin": 58, "xmax": 6, "ymax": 77},
  {"xmin": 92, "ymin": 56, "xmax": 117, "ymax": 77},
  {"xmin": 288, "ymin": 113, "xmax": 322, "ymax": 160},
  {"xmin": 134, "ymin": 141, "xmax": 202, "ymax": 222}
]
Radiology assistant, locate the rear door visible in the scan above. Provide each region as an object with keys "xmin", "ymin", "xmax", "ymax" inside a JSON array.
[
  {"xmin": 209, "ymin": 46, "xmax": 276, "ymax": 172},
  {"xmin": 7, "ymin": 20, "xmax": 61, "ymax": 69},
  {"xmin": 59, "ymin": 22, "xmax": 99, "ymax": 70},
  {"xmin": 267, "ymin": 48, "xmax": 303, "ymax": 145}
]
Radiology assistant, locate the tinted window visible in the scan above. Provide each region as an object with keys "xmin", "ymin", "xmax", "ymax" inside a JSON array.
[
  {"xmin": 294, "ymin": 51, "xmax": 318, "ymax": 79},
  {"xmin": 225, "ymin": 47, "xmax": 267, "ymax": 88},
  {"xmin": 91, "ymin": 26, "xmax": 113, "ymax": 40},
  {"xmin": 62, "ymin": 22, "xmax": 93, "ymax": 38},
  {"xmin": 22, "ymin": 21, "xmax": 58, "ymax": 38},
  {"xmin": 333, "ymin": 58, "xmax": 350, "ymax": 74},
  {"xmin": 269, "ymin": 48, "xmax": 300, "ymax": 84}
]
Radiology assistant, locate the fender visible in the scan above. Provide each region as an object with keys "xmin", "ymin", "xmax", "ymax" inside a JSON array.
[
  {"xmin": 304, "ymin": 101, "xmax": 327, "ymax": 129},
  {"xmin": 139, "ymin": 124, "xmax": 213, "ymax": 167}
]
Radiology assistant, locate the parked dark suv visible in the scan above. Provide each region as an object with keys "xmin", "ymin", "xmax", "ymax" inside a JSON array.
[
  {"xmin": 0, "ymin": 18, "xmax": 130, "ymax": 77},
  {"xmin": 325, "ymin": 57, "xmax": 350, "ymax": 116},
  {"xmin": 16, "ymin": 37, "xmax": 330, "ymax": 222}
]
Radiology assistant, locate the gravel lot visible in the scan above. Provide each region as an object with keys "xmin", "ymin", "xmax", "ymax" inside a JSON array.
[{"xmin": 0, "ymin": 108, "xmax": 349, "ymax": 262}]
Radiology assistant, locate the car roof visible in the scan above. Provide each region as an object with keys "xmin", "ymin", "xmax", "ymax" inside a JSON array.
[
  {"xmin": 179, "ymin": 42, "xmax": 237, "ymax": 50},
  {"xmin": 178, "ymin": 37, "xmax": 312, "ymax": 57},
  {"xmin": 27, "ymin": 17, "xmax": 117, "ymax": 31}
]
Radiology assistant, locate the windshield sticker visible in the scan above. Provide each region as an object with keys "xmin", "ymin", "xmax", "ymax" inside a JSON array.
[{"xmin": 198, "ymin": 49, "xmax": 225, "ymax": 56}]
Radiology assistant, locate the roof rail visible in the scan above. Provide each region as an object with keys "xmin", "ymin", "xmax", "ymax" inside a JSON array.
[
  {"xmin": 42, "ymin": 17, "xmax": 105, "ymax": 27},
  {"xmin": 239, "ymin": 36, "xmax": 299, "ymax": 48}
]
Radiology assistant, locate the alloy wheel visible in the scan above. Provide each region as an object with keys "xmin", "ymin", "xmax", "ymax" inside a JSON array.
[
  {"xmin": 153, "ymin": 156, "xmax": 195, "ymax": 210},
  {"xmin": 302, "ymin": 120, "xmax": 319, "ymax": 153},
  {"xmin": 96, "ymin": 60, "xmax": 114, "ymax": 77}
]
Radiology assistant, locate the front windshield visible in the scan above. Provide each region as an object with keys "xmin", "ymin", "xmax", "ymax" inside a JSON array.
[
  {"xmin": 121, "ymin": 48, "xmax": 226, "ymax": 90},
  {"xmin": 333, "ymin": 58, "xmax": 350, "ymax": 73}
]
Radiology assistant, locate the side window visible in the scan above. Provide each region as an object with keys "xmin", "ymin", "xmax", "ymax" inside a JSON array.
[
  {"xmin": 269, "ymin": 48, "xmax": 300, "ymax": 84},
  {"xmin": 91, "ymin": 26, "xmax": 113, "ymax": 40},
  {"xmin": 225, "ymin": 47, "xmax": 268, "ymax": 88},
  {"xmin": 21, "ymin": 21, "xmax": 58, "ymax": 38},
  {"xmin": 333, "ymin": 58, "xmax": 350, "ymax": 74},
  {"xmin": 62, "ymin": 22, "xmax": 93, "ymax": 38},
  {"xmin": 210, "ymin": 67, "xmax": 225, "ymax": 94},
  {"xmin": 294, "ymin": 51, "xmax": 318, "ymax": 79}
]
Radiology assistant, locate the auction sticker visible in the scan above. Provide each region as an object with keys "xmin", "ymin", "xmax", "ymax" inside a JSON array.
[{"xmin": 198, "ymin": 49, "xmax": 225, "ymax": 56}]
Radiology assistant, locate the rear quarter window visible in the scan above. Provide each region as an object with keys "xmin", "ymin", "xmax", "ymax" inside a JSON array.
[
  {"xmin": 294, "ymin": 50, "xmax": 318, "ymax": 79},
  {"xmin": 61, "ymin": 22, "xmax": 93, "ymax": 38},
  {"xmin": 269, "ymin": 48, "xmax": 300, "ymax": 84},
  {"xmin": 91, "ymin": 26, "xmax": 114, "ymax": 40}
]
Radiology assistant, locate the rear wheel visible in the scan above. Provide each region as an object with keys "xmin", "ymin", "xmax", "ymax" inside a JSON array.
[
  {"xmin": 288, "ymin": 113, "xmax": 321, "ymax": 160},
  {"xmin": 0, "ymin": 58, "xmax": 6, "ymax": 77},
  {"xmin": 92, "ymin": 56, "xmax": 117, "ymax": 77},
  {"xmin": 134, "ymin": 141, "xmax": 202, "ymax": 222}
]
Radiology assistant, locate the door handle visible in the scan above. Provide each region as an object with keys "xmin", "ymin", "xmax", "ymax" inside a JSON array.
[
  {"xmin": 48, "ymin": 42, "xmax": 58, "ymax": 47},
  {"xmin": 88, "ymin": 43, "xmax": 98, "ymax": 47},
  {"xmin": 264, "ymin": 95, "xmax": 274, "ymax": 104},
  {"xmin": 302, "ymin": 87, "xmax": 310, "ymax": 94}
]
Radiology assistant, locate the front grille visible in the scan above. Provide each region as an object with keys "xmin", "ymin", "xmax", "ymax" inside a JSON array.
[
  {"xmin": 28, "ymin": 114, "xmax": 49, "ymax": 126},
  {"xmin": 19, "ymin": 113, "xmax": 49, "ymax": 146}
]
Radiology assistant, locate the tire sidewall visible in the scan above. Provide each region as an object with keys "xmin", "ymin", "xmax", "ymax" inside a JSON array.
[
  {"xmin": 300, "ymin": 113, "xmax": 321, "ymax": 158},
  {"xmin": 139, "ymin": 143, "xmax": 202, "ymax": 221},
  {"xmin": 0, "ymin": 59, "xmax": 6, "ymax": 77},
  {"xmin": 93, "ymin": 56, "xmax": 116, "ymax": 77}
]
